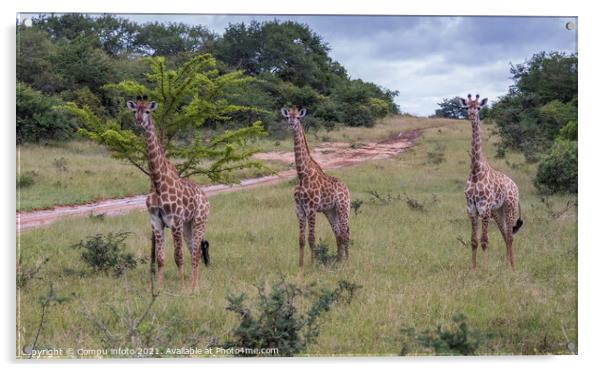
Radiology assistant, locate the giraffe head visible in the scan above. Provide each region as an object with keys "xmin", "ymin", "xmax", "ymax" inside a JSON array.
[
  {"xmin": 281, "ymin": 106, "xmax": 307, "ymax": 131},
  {"xmin": 459, "ymin": 94, "xmax": 488, "ymax": 121},
  {"xmin": 126, "ymin": 95, "xmax": 157, "ymax": 128}
]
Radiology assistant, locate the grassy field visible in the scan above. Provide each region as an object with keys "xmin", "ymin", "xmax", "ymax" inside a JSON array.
[
  {"xmin": 16, "ymin": 116, "xmax": 453, "ymax": 211},
  {"xmin": 16, "ymin": 117, "xmax": 577, "ymax": 357}
]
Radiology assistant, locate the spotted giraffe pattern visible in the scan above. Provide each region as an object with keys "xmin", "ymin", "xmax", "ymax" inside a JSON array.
[
  {"xmin": 127, "ymin": 97, "xmax": 209, "ymax": 290},
  {"xmin": 461, "ymin": 94, "xmax": 523, "ymax": 270},
  {"xmin": 281, "ymin": 107, "xmax": 351, "ymax": 268}
]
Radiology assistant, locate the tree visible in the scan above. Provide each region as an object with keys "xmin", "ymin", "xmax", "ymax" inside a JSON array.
[
  {"xmin": 17, "ymin": 82, "xmax": 77, "ymax": 143},
  {"xmin": 16, "ymin": 26, "xmax": 63, "ymax": 93},
  {"xmin": 56, "ymin": 53, "xmax": 267, "ymax": 183},
  {"xmin": 434, "ymin": 97, "xmax": 467, "ymax": 119},
  {"xmin": 50, "ymin": 34, "xmax": 118, "ymax": 93},
  {"xmin": 510, "ymin": 51, "xmax": 577, "ymax": 105}
]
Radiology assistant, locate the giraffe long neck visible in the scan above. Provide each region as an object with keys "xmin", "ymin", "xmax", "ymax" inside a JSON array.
[
  {"xmin": 470, "ymin": 115, "xmax": 488, "ymax": 175},
  {"xmin": 292, "ymin": 125, "xmax": 319, "ymax": 179},
  {"xmin": 143, "ymin": 118, "xmax": 173, "ymax": 190}
]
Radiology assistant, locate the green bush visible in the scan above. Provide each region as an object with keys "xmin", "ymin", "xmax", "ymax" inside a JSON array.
[
  {"xmin": 559, "ymin": 120, "xmax": 577, "ymax": 141},
  {"xmin": 71, "ymin": 232, "xmax": 140, "ymax": 276},
  {"xmin": 400, "ymin": 313, "xmax": 487, "ymax": 356},
  {"xmin": 17, "ymin": 171, "xmax": 37, "ymax": 188},
  {"xmin": 16, "ymin": 83, "xmax": 77, "ymax": 143},
  {"xmin": 535, "ymin": 139, "xmax": 577, "ymax": 194},
  {"xmin": 222, "ymin": 279, "xmax": 361, "ymax": 356}
]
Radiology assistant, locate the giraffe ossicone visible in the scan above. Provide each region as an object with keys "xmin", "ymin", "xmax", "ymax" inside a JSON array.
[
  {"xmin": 461, "ymin": 94, "xmax": 523, "ymax": 270},
  {"xmin": 126, "ymin": 97, "xmax": 210, "ymax": 290},
  {"xmin": 281, "ymin": 106, "xmax": 351, "ymax": 268}
]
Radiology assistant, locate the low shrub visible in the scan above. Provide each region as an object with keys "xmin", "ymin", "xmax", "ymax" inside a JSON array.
[
  {"xmin": 400, "ymin": 313, "xmax": 488, "ymax": 356},
  {"xmin": 534, "ymin": 139, "xmax": 577, "ymax": 194},
  {"xmin": 71, "ymin": 232, "xmax": 140, "ymax": 276},
  {"xmin": 222, "ymin": 279, "xmax": 361, "ymax": 356}
]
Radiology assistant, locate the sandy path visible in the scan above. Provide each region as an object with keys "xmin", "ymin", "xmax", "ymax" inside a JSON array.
[{"xmin": 17, "ymin": 129, "xmax": 421, "ymax": 232}]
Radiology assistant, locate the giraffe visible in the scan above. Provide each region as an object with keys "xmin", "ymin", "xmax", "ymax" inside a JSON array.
[
  {"xmin": 461, "ymin": 94, "xmax": 523, "ymax": 270},
  {"xmin": 127, "ymin": 95, "xmax": 210, "ymax": 290},
  {"xmin": 280, "ymin": 106, "xmax": 351, "ymax": 268}
]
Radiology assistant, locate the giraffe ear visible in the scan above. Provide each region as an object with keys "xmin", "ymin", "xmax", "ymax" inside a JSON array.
[
  {"xmin": 298, "ymin": 108, "xmax": 307, "ymax": 118},
  {"xmin": 126, "ymin": 100, "xmax": 136, "ymax": 111},
  {"xmin": 281, "ymin": 108, "xmax": 289, "ymax": 118},
  {"xmin": 459, "ymin": 98, "xmax": 467, "ymax": 107},
  {"xmin": 479, "ymin": 98, "xmax": 488, "ymax": 106},
  {"xmin": 149, "ymin": 101, "xmax": 158, "ymax": 111}
]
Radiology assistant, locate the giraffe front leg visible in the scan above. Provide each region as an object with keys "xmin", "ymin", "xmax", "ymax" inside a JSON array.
[
  {"xmin": 469, "ymin": 214, "xmax": 478, "ymax": 271},
  {"xmin": 150, "ymin": 213, "xmax": 165, "ymax": 289},
  {"xmin": 171, "ymin": 222, "xmax": 185, "ymax": 289},
  {"xmin": 480, "ymin": 211, "xmax": 491, "ymax": 271}
]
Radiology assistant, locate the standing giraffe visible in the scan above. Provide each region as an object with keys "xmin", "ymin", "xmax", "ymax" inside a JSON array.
[
  {"xmin": 461, "ymin": 94, "xmax": 523, "ymax": 270},
  {"xmin": 127, "ymin": 96, "xmax": 210, "ymax": 290},
  {"xmin": 281, "ymin": 106, "xmax": 351, "ymax": 268}
]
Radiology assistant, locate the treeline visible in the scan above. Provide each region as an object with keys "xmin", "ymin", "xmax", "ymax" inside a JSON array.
[
  {"xmin": 492, "ymin": 51, "xmax": 577, "ymax": 194},
  {"xmin": 17, "ymin": 14, "xmax": 399, "ymax": 143},
  {"xmin": 433, "ymin": 51, "xmax": 577, "ymax": 194}
]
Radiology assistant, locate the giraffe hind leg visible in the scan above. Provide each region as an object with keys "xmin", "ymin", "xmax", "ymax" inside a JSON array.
[
  {"xmin": 295, "ymin": 202, "xmax": 306, "ymax": 268},
  {"xmin": 324, "ymin": 209, "xmax": 343, "ymax": 261},
  {"xmin": 503, "ymin": 202, "xmax": 516, "ymax": 268},
  {"xmin": 337, "ymin": 201, "xmax": 350, "ymax": 261},
  {"xmin": 190, "ymin": 216, "xmax": 208, "ymax": 290}
]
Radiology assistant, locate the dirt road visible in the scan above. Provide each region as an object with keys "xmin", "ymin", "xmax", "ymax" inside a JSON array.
[{"xmin": 17, "ymin": 130, "xmax": 421, "ymax": 232}]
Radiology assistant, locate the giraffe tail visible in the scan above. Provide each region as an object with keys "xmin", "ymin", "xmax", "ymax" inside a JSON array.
[
  {"xmin": 512, "ymin": 203, "xmax": 523, "ymax": 234},
  {"xmin": 200, "ymin": 240, "xmax": 210, "ymax": 266}
]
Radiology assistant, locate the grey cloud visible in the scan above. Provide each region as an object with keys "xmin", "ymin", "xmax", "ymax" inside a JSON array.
[{"xmin": 119, "ymin": 14, "xmax": 576, "ymax": 115}]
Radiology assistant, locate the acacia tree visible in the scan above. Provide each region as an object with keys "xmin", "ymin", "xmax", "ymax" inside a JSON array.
[{"xmin": 57, "ymin": 53, "xmax": 267, "ymax": 183}]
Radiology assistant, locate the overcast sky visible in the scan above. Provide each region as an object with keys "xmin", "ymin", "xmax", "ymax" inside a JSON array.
[{"xmin": 119, "ymin": 15, "xmax": 577, "ymax": 115}]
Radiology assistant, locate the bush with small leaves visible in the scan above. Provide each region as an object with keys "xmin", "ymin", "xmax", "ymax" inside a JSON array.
[
  {"xmin": 534, "ymin": 139, "xmax": 577, "ymax": 194},
  {"xmin": 72, "ymin": 232, "xmax": 140, "ymax": 276},
  {"xmin": 222, "ymin": 279, "xmax": 361, "ymax": 356},
  {"xmin": 400, "ymin": 313, "xmax": 488, "ymax": 356}
]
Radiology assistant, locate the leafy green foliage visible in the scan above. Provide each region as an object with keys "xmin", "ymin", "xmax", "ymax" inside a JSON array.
[
  {"xmin": 18, "ymin": 14, "xmax": 399, "ymax": 145},
  {"xmin": 535, "ymin": 139, "xmax": 578, "ymax": 194},
  {"xmin": 16, "ymin": 83, "xmax": 77, "ymax": 143},
  {"xmin": 491, "ymin": 51, "xmax": 577, "ymax": 194},
  {"xmin": 72, "ymin": 232, "xmax": 140, "ymax": 276},
  {"xmin": 58, "ymin": 54, "xmax": 268, "ymax": 182},
  {"xmin": 434, "ymin": 96, "xmax": 467, "ymax": 119},
  {"xmin": 17, "ymin": 171, "xmax": 37, "ymax": 188},
  {"xmin": 312, "ymin": 240, "xmax": 339, "ymax": 266},
  {"xmin": 492, "ymin": 52, "xmax": 577, "ymax": 154},
  {"xmin": 223, "ymin": 279, "xmax": 361, "ymax": 356},
  {"xmin": 400, "ymin": 314, "xmax": 487, "ymax": 356}
]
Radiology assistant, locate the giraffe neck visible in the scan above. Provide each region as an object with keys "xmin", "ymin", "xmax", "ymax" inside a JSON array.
[
  {"xmin": 292, "ymin": 124, "xmax": 320, "ymax": 179},
  {"xmin": 470, "ymin": 115, "xmax": 488, "ymax": 175},
  {"xmin": 143, "ymin": 117, "xmax": 174, "ymax": 191}
]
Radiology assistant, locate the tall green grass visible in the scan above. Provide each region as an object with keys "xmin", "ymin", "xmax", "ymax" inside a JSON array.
[{"xmin": 16, "ymin": 119, "xmax": 577, "ymax": 357}]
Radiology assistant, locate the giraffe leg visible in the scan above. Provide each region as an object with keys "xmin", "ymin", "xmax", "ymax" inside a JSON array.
[
  {"xmin": 190, "ymin": 216, "xmax": 207, "ymax": 291},
  {"xmin": 469, "ymin": 214, "xmax": 478, "ymax": 271},
  {"xmin": 307, "ymin": 211, "xmax": 317, "ymax": 265},
  {"xmin": 503, "ymin": 202, "xmax": 516, "ymax": 269},
  {"xmin": 324, "ymin": 209, "xmax": 343, "ymax": 261},
  {"xmin": 337, "ymin": 201, "xmax": 350, "ymax": 261},
  {"xmin": 150, "ymin": 212, "xmax": 165, "ymax": 288},
  {"xmin": 295, "ymin": 202, "xmax": 306, "ymax": 269},
  {"xmin": 480, "ymin": 211, "xmax": 491, "ymax": 271},
  {"xmin": 171, "ymin": 222, "xmax": 185, "ymax": 288}
]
